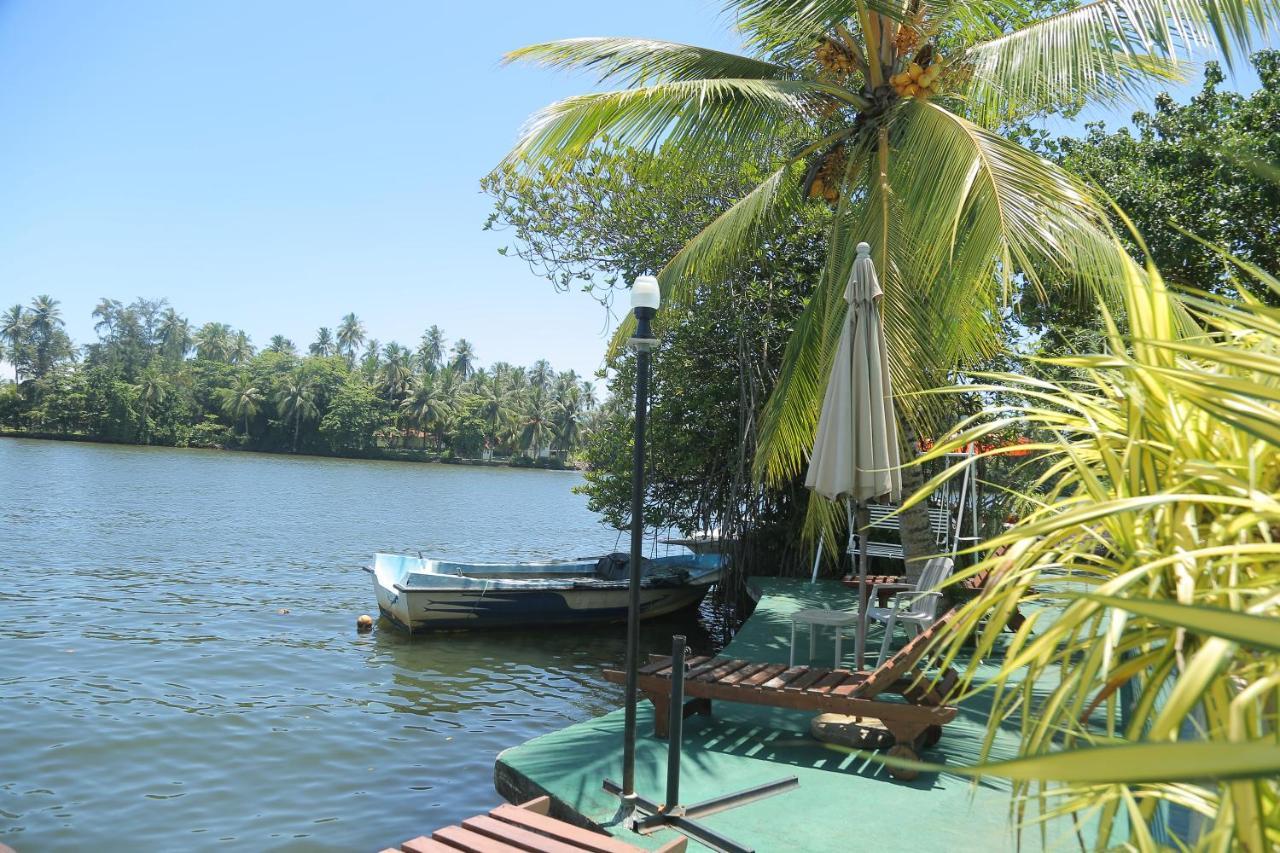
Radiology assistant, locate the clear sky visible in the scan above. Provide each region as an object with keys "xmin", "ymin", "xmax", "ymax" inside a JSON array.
[
  {"xmin": 0, "ymin": 2, "xmax": 1262, "ymax": 379},
  {"xmin": 0, "ymin": 1, "xmax": 740, "ymax": 380}
]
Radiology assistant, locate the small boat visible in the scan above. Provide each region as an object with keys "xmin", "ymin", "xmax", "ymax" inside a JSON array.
[{"xmin": 366, "ymin": 551, "xmax": 726, "ymax": 632}]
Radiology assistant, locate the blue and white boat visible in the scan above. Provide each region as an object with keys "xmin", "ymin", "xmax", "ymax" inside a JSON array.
[{"xmin": 367, "ymin": 551, "xmax": 726, "ymax": 632}]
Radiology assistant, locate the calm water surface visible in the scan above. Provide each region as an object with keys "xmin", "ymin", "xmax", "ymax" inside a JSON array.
[{"xmin": 0, "ymin": 439, "xmax": 714, "ymax": 851}]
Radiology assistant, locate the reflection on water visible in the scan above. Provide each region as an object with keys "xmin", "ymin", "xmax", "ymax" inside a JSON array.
[{"xmin": 0, "ymin": 439, "xmax": 722, "ymax": 851}]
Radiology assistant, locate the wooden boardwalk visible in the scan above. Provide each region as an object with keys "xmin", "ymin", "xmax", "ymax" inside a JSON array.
[{"xmin": 381, "ymin": 797, "xmax": 685, "ymax": 853}]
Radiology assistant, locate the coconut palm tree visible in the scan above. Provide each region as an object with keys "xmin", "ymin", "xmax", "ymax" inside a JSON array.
[
  {"xmin": 380, "ymin": 342, "xmax": 413, "ymax": 402},
  {"xmin": 501, "ymin": 0, "xmax": 1278, "ymax": 565},
  {"xmin": 193, "ymin": 322, "xmax": 233, "ymax": 362},
  {"xmin": 417, "ymin": 325, "xmax": 446, "ymax": 374},
  {"xmin": 275, "ymin": 374, "xmax": 319, "ymax": 451},
  {"xmin": 401, "ymin": 374, "xmax": 455, "ymax": 449},
  {"xmin": 229, "ymin": 331, "xmax": 255, "ymax": 364},
  {"xmin": 451, "ymin": 338, "xmax": 476, "ymax": 379},
  {"xmin": 266, "ymin": 335, "xmax": 296, "ymax": 355},
  {"xmin": 134, "ymin": 372, "xmax": 168, "ymax": 444},
  {"xmin": 157, "ymin": 308, "xmax": 191, "ymax": 363},
  {"xmin": 28, "ymin": 295, "xmax": 64, "ymax": 378},
  {"xmin": 309, "ymin": 327, "xmax": 336, "ymax": 358},
  {"xmin": 552, "ymin": 377, "xmax": 586, "ymax": 457},
  {"xmin": 215, "ymin": 373, "xmax": 263, "ymax": 438},
  {"xmin": 1, "ymin": 305, "xmax": 29, "ymax": 381},
  {"xmin": 474, "ymin": 374, "xmax": 519, "ymax": 454},
  {"xmin": 359, "ymin": 338, "xmax": 382, "ymax": 382},
  {"xmin": 530, "ymin": 358, "xmax": 553, "ymax": 391},
  {"xmin": 337, "ymin": 313, "xmax": 365, "ymax": 364},
  {"xmin": 519, "ymin": 389, "xmax": 557, "ymax": 458}
]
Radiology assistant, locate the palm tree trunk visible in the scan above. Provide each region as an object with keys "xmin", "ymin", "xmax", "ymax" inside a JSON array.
[
  {"xmin": 897, "ymin": 415, "xmax": 936, "ymax": 585},
  {"xmin": 293, "ymin": 413, "xmax": 300, "ymax": 452}
]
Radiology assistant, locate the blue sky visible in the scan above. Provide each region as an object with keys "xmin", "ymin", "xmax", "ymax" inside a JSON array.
[{"xmin": 0, "ymin": 2, "xmax": 1262, "ymax": 379}]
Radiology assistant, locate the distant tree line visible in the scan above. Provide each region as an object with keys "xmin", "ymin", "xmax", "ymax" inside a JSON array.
[{"xmin": 0, "ymin": 297, "xmax": 598, "ymax": 465}]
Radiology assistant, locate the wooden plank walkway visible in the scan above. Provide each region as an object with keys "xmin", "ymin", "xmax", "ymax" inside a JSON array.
[{"xmin": 380, "ymin": 797, "xmax": 685, "ymax": 853}]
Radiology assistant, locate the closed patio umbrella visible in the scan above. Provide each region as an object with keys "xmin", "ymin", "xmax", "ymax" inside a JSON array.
[{"xmin": 804, "ymin": 241, "xmax": 901, "ymax": 670}]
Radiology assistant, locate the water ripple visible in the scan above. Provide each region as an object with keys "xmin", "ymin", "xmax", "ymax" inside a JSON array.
[{"xmin": 0, "ymin": 439, "xmax": 716, "ymax": 851}]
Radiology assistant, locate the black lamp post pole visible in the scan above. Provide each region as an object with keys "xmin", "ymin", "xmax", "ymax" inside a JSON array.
[{"xmin": 621, "ymin": 303, "xmax": 655, "ymax": 802}]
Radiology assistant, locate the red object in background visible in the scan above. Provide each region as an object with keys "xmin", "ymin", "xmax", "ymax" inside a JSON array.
[{"xmin": 839, "ymin": 574, "xmax": 906, "ymax": 607}]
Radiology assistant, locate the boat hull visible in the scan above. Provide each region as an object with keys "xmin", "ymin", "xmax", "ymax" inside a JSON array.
[{"xmin": 367, "ymin": 552, "xmax": 724, "ymax": 633}]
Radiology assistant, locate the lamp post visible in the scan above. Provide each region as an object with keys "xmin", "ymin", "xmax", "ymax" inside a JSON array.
[{"xmin": 621, "ymin": 274, "xmax": 660, "ymax": 804}]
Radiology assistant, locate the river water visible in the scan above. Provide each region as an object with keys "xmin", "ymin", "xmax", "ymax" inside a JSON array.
[{"xmin": 0, "ymin": 438, "xmax": 714, "ymax": 851}]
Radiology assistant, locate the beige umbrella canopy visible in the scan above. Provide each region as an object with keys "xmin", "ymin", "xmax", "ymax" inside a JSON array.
[{"xmin": 805, "ymin": 241, "xmax": 900, "ymax": 669}]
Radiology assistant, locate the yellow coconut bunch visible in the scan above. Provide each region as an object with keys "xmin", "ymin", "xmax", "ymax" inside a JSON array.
[
  {"xmin": 890, "ymin": 57, "xmax": 942, "ymax": 98},
  {"xmin": 807, "ymin": 145, "xmax": 846, "ymax": 204},
  {"xmin": 814, "ymin": 37, "xmax": 856, "ymax": 76}
]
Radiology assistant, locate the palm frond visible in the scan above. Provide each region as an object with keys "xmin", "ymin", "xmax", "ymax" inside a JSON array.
[
  {"xmin": 890, "ymin": 100, "xmax": 1132, "ymax": 298},
  {"xmin": 501, "ymin": 78, "xmax": 856, "ymax": 172},
  {"xmin": 959, "ymin": 0, "xmax": 1280, "ymax": 125},
  {"xmin": 505, "ymin": 37, "xmax": 791, "ymax": 86}
]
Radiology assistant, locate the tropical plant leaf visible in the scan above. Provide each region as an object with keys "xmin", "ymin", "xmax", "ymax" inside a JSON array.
[{"xmin": 1084, "ymin": 595, "xmax": 1280, "ymax": 652}]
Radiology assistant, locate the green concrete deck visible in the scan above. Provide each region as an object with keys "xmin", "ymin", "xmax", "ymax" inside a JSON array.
[{"xmin": 494, "ymin": 578, "xmax": 1096, "ymax": 852}]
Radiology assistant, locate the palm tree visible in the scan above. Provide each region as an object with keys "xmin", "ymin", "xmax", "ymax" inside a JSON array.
[
  {"xmin": 266, "ymin": 335, "xmax": 296, "ymax": 355},
  {"xmin": 380, "ymin": 342, "xmax": 413, "ymax": 402},
  {"xmin": 157, "ymin": 308, "xmax": 191, "ymax": 363},
  {"xmin": 229, "ymin": 330, "xmax": 255, "ymax": 364},
  {"xmin": 28, "ymin": 295, "xmax": 64, "ymax": 378},
  {"xmin": 400, "ymin": 375, "xmax": 454, "ymax": 449},
  {"xmin": 215, "ymin": 374, "xmax": 263, "ymax": 438},
  {"xmin": 519, "ymin": 390, "xmax": 557, "ymax": 458},
  {"xmin": 359, "ymin": 338, "xmax": 382, "ymax": 382},
  {"xmin": 309, "ymin": 327, "xmax": 336, "ymax": 357},
  {"xmin": 193, "ymin": 322, "xmax": 233, "ymax": 362},
  {"xmin": 275, "ymin": 374, "xmax": 319, "ymax": 452},
  {"xmin": 552, "ymin": 377, "xmax": 586, "ymax": 457},
  {"xmin": 474, "ymin": 374, "xmax": 519, "ymax": 454},
  {"xmin": 451, "ymin": 338, "xmax": 476, "ymax": 379},
  {"xmin": 417, "ymin": 325, "xmax": 446, "ymax": 373},
  {"xmin": 1, "ymin": 305, "xmax": 28, "ymax": 381},
  {"xmin": 337, "ymin": 313, "xmax": 365, "ymax": 364},
  {"xmin": 134, "ymin": 372, "xmax": 168, "ymax": 444},
  {"xmin": 501, "ymin": 0, "xmax": 1276, "ymax": 565},
  {"xmin": 530, "ymin": 358, "xmax": 553, "ymax": 391}
]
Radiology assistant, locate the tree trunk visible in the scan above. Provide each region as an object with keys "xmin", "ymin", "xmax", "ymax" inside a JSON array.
[
  {"xmin": 896, "ymin": 415, "xmax": 936, "ymax": 585},
  {"xmin": 293, "ymin": 414, "xmax": 300, "ymax": 452}
]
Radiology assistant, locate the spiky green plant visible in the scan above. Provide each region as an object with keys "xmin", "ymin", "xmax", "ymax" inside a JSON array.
[{"xmin": 910, "ymin": 248, "xmax": 1280, "ymax": 849}]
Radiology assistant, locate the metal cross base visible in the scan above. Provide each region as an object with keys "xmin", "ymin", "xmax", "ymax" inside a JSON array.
[{"xmin": 602, "ymin": 775, "xmax": 798, "ymax": 853}]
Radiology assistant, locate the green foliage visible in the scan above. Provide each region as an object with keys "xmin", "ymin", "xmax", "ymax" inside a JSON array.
[
  {"xmin": 1046, "ymin": 51, "xmax": 1280, "ymax": 292},
  {"xmin": 318, "ymin": 377, "xmax": 385, "ymax": 453},
  {"xmin": 499, "ymin": 0, "xmax": 1280, "ymax": 571},
  {"xmin": 917, "ymin": 249, "xmax": 1280, "ymax": 848},
  {"xmin": 1, "ymin": 299, "xmax": 594, "ymax": 465},
  {"xmin": 490, "ymin": 140, "xmax": 829, "ymax": 573}
]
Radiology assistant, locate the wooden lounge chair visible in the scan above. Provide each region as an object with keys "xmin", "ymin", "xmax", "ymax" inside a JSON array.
[
  {"xmin": 381, "ymin": 796, "xmax": 687, "ymax": 853},
  {"xmin": 603, "ymin": 611, "xmax": 959, "ymax": 780}
]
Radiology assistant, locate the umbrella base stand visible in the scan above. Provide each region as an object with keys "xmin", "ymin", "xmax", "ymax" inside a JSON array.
[
  {"xmin": 602, "ymin": 776, "xmax": 797, "ymax": 853},
  {"xmin": 604, "ymin": 636, "xmax": 799, "ymax": 853}
]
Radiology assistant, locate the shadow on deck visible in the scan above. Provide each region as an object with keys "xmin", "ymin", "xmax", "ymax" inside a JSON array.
[{"xmin": 493, "ymin": 577, "xmax": 1091, "ymax": 852}]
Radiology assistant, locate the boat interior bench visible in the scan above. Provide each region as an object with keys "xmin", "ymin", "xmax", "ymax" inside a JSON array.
[
  {"xmin": 382, "ymin": 795, "xmax": 686, "ymax": 853},
  {"xmin": 603, "ymin": 612, "xmax": 960, "ymax": 778}
]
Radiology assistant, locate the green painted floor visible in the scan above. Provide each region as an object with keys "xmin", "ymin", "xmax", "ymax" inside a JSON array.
[{"xmin": 495, "ymin": 578, "xmax": 1093, "ymax": 852}]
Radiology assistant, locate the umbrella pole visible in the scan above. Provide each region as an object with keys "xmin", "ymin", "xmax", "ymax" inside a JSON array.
[{"xmin": 851, "ymin": 500, "xmax": 868, "ymax": 670}]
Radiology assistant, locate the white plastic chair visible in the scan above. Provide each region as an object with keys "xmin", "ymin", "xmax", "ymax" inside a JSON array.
[{"xmin": 866, "ymin": 557, "xmax": 955, "ymax": 666}]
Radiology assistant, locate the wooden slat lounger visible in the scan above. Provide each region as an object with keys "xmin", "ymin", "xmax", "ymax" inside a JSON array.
[
  {"xmin": 604, "ymin": 612, "xmax": 960, "ymax": 780},
  {"xmin": 380, "ymin": 796, "xmax": 687, "ymax": 853}
]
